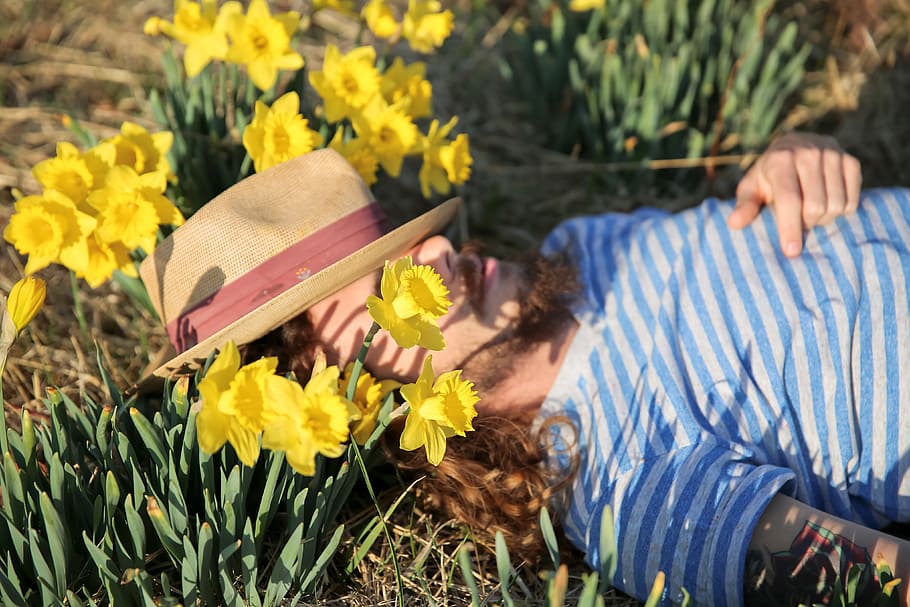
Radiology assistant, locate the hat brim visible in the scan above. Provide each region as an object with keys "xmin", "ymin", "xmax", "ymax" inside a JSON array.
[{"xmin": 140, "ymin": 196, "xmax": 460, "ymax": 386}]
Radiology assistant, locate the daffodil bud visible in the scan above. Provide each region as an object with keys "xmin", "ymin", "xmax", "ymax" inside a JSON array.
[{"xmin": 7, "ymin": 275, "xmax": 46, "ymax": 335}]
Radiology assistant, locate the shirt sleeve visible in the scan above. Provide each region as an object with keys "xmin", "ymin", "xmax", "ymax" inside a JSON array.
[{"xmin": 581, "ymin": 444, "xmax": 795, "ymax": 606}]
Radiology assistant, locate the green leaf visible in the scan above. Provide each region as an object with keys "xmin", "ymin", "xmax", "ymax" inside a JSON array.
[
  {"xmin": 179, "ymin": 406, "xmax": 197, "ymax": 478},
  {"xmin": 457, "ymin": 544, "xmax": 482, "ymax": 607},
  {"xmin": 264, "ymin": 522, "xmax": 303, "ymax": 606},
  {"xmin": 48, "ymin": 452, "xmax": 65, "ymax": 507},
  {"xmin": 95, "ymin": 349, "xmax": 124, "ymax": 410},
  {"xmin": 28, "ymin": 523, "xmax": 59, "ymax": 600},
  {"xmin": 129, "ymin": 407, "xmax": 168, "ymax": 471},
  {"xmin": 495, "ymin": 531, "xmax": 515, "ymax": 607},
  {"xmin": 643, "ymin": 571, "xmax": 666, "ymax": 607},
  {"xmin": 547, "ymin": 564, "xmax": 568, "ymax": 607},
  {"xmin": 124, "ymin": 494, "xmax": 147, "ymax": 563},
  {"xmin": 197, "ymin": 521, "xmax": 216, "ymax": 606},
  {"xmin": 165, "ymin": 458, "xmax": 189, "ymax": 536},
  {"xmin": 598, "ymin": 505, "xmax": 617, "ymax": 592},
  {"xmin": 0, "ymin": 557, "xmax": 27, "ymax": 606},
  {"xmin": 539, "ymin": 506, "xmax": 560, "ymax": 568},
  {"xmin": 255, "ymin": 450, "xmax": 287, "ymax": 544},
  {"xmin": 217, "ymin": 540, "xmax": 243, "ymax": 607},
  {"xmin": 126, "ymin": 568, "xmax": 159, "ymax": 607},
  {"xmin": 346, "ymin": 517, "xmax": 383, "ymax": 576},
  {"xmin": 680, "ymin": 587, "xmax": 693, "ymax": 606},
  {"xmin": 2, "ymin": 451, "xmax": 26, "ymax": 526},
  {"xmin": 104, "ymin": 470, "xmax": 121, "ymax": 517},
  {"xmin": 299, "ymin": 523, "xmax": 344, "ymax": 594},
  {"xmin": 112, "ymin": 270, "xmax": 158, "ymax": 319},
  {"xmin": 240, "ymin": 517, "xmax": 262, "ymax": 607},
  {"xmin": 20, "ymin": 409, "xmax": 36, "ymax": 469},
  {"xmin": 181, "ymin": 534, "xmax": 199, "ymax": 603},
  {"xmin": 148, "ymin": 494, "xmax": 184, "ymax": 563},
  {"xmin": 3, "ymin": 513, "xmax": 29, "ymax": 567},
  {"xmin": 60, "ymin": 388, "xmax": 94, "ymax": 441},
  {"xmin": 577, "ymin": 571, "xmax": 601, "ymax": 607},
  {"xmin": 39, "ymin": 492, "xmax": 67, "ymax": 596},
  {"xmin": 95, "ymin": 406, "xmax": 114, "ymax": 463}
]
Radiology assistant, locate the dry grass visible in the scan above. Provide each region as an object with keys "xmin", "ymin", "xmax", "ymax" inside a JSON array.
[{"xmin": 2, "ymin": 0, "xmax": 910, "ymax": 605}]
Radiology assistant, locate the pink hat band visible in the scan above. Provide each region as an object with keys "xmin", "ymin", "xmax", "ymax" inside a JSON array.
[{"xmin": 167, "ymin": 202, "xmax": 386, "ymax": 353}]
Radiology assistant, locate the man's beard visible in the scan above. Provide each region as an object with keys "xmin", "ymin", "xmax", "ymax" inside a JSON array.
[{"xmin": 454, "ymin": 246, "xmax": 579, "ymax": 399}]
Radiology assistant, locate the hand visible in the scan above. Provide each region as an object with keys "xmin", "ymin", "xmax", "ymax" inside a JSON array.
[{"xmin": 727, "ymin": 132, "xmax": 862, "ymax": 257}]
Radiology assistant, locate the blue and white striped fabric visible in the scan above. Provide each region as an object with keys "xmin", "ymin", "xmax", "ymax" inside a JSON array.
[{"xmin": 537, "ymin": 188, "xmax": 910, "ymax": 606}]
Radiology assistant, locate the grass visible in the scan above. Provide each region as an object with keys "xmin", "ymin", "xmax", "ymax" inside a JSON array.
[{"xmin": 1, "ymin": 0, "xmax": 909, "ymax": 605}]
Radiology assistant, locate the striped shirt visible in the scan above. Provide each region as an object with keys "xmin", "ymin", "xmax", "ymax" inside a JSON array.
[{"xmin": 537, "ymin": 188, "xmax": 910, "ymax": 606}]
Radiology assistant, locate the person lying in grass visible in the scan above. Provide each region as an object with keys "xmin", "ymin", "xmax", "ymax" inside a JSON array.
[{"xmin": 141, "ymin": 134, "xmax": 910, "ymax": 606}]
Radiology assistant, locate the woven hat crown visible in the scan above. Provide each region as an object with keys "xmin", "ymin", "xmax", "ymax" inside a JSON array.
[
  {"xmin": 139, "ymin": 148, "xmax": 459, "ymax": 377},
  {"xmin": 141, "ymin": 149, "xmax": 372, "ymax": 328}
]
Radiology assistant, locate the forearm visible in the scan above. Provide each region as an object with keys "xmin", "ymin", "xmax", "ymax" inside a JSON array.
[{"xmin": 746, "ymin": 493, "xmax": 909, "ymax": 606}]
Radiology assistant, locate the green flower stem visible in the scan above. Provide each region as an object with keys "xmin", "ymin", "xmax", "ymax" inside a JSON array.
[
  {"xmin": 345, "ymin": 322, "xmax": 380, "ymax": 402},
  {"xmin": 70, "ymin": 271, "xmax": 89, "ymax": 341},
  {"xmin": 113, "ymin": 267, "xmax": 158, "ymax": 320},
  {"xmin": 0, "ymin": 354, "xmax": 8, "ymax": 455},
  {"xmin": 349, "ymin": 437, "xmax": 404, "ymax": 607}
]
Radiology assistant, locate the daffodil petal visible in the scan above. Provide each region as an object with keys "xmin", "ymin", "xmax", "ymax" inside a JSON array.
[
  {"xmin": 399, "ymin": 413, "xmax": 428, "ymax": 451},
  {"xmin": 423, "ymin": 424, "xmax": 447, "ymax": 466},
  {"xmin": 226, "ymin": 422, "xmax": 260, "ymax": 466}
]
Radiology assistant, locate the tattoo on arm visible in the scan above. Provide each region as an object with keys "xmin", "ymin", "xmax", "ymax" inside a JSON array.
[{"xmin": 744, "ymin": 520, "xmax": 903, "ymax": 607}]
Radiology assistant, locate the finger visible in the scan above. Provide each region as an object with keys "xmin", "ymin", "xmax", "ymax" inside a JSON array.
[
  {"xmin": 728, "ymin": 197, "xmax": 763, "ymax": 229},
  {"xmin": 793, "ymin": 147, "xmax": 827, "ymax": 229},
  {"xmin": 729, "ymin": 169, "xmax": 766, "ymax": 229},
  {"xmin": 765, "ymin": 156, "xmax": 805, "ymax": 257},
  {"xmin": 842, "ymin": 154, "xmax": 863, "ymax": 214},
  {"xmin": 818, "ymin": 148, "xmax": 847, "ymax": 225}
]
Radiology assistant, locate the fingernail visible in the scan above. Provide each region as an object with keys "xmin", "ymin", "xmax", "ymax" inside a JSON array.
[{"xmin": 785, "ymin": 242, "xmax": 800, "ymax": 257}]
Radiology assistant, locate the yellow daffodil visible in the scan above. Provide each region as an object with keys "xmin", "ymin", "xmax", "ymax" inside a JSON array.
[
  {"xmin": 313, "ymin": 0, "xmax": 356, "ymax": 16},
  {"xmin": 381, "ymin": 57, "xmax": 432, "ymax": 119},
  {"xmin": 362, "ymin": 0, "xmax": 400, "ymax": 41},
  {"xmin": 366, "ymin": 256, "xmax": 450, "ymax": 350},
  {"xmin": 242, "ymin": 92, "xmax": 324, "ymax": 173},
  {"xmin": 31, "ymin": 141, "xmax": 114, "ymax": 206},
  {"xmin": 418, "ymin": 117, "xmax": 472, "ymax": 198},
  {"xmin": 568, "ymin": 0, "xmax": 604, "ymax": 11},
  {"xmin": 86, "ymin": 165, "xmax": 184, "ymax": 255},
  {"xmin": 262, "ymin": 364, "xmax": 359, "ymax": 476},
  {"xmin": 106, "ymin": 122, "xmax": 174, "ymax": 179},
  {"xmin": 399, "ymin": 356, "xmax": 479, "ymax": 465},
  {"xmin": 6, "ymin": 276, "xmax": 46, "ymax": 336},
  {"xmin": 440, "ymin": 133, "xmax": 472, "ymax": 186},
  {"xmin": 79, "ymin": 233, "xmax": 137, "ymax": 288},
  {"xmin": 196, "ymin": 341, "xmax": 267, "ymax": 466},
  {"xmin": 224, "ymin": 0, "xmax": 304, "ymax": 91},
  {"xmin": 402, "ymin": 0, "xmax": 453, "ymax": 54},
  {"xmin": 144, "ymin": 0, "xmax": 242, "ymax": 77},
  {"xmin": 341, "ymin": 362, "xmax": 400, "ymax": 444},
  {"xmin": 309, "ymin": 44, "xmax": 382, "ymax": 123},
  {"xmin": 352, "ymin": 99, "xmax": 418, "ymax": 177},
  {"xmin": 4, "ymin": 190, "xmax": 96, "ymax": 275},
  {"xmin": 328, "ymin": 129, "xmax": 379, "ymax": 185},
  {"xmin": 418, "ymin": 117, "xmax": 457, "ymax": 198},
  {"xmin": 217, "ymin": 356, "xmax": 279, "ymax": 431}
]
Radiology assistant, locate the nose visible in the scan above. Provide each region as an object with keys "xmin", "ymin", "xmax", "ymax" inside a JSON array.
[{"xmin": 409, "ymin": 235, "xmax": 455, "ymax": 282}]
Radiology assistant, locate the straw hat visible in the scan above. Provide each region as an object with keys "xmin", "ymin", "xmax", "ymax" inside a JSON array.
[{"xmin": 139, "ymin": 148, "xmax": 459, "ymax": 378}]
